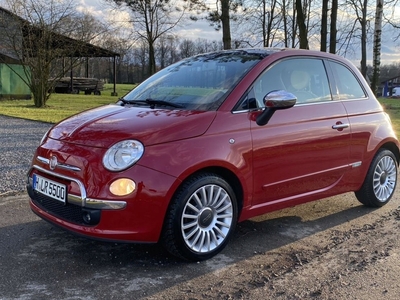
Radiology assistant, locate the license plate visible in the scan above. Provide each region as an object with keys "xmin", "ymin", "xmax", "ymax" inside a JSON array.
[{"xmin": 33, "ymin": 174, "xmax": 67, "ymax": 203}]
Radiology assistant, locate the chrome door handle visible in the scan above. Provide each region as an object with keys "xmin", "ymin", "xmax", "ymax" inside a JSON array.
[{"xmin": 332, "ymin": 123, "xmax": 349, "ymax": 130}]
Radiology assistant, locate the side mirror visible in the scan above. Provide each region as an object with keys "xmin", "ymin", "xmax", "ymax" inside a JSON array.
[{"xmin": 256, "ymin": 90, "xmax": 297, "ymax": 126}]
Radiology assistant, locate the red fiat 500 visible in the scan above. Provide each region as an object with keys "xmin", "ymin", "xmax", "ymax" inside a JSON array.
[{"xmin": 27, "ymin": 48, "xmax": 399, "ymax": 261}]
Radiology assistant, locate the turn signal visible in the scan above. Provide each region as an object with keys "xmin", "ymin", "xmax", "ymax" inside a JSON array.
[{"xmin": 110, "ymin": 178, "xmax": 135, "ymax": 196}]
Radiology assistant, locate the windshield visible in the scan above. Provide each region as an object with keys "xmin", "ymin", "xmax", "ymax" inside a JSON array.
[{"xmin": 122, "ymin": 51, "xmax": 265, "ymax": 111}]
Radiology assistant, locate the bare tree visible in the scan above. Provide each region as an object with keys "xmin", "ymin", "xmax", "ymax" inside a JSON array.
[
  {"xmin": 0, "ymin": 0, "xmax": 88, "ymax": 107},
  {"xmin": 59, "ymin": 12, "xmax": 118, "ymax": 48},
  {"xmin": 179, "ymin": 39, "xmax": 197, "ymax": 58},
  {"xmin": 220, "ymin": 0, "xmax": 232, "ymax": 49},
  {"xmin": 207, "ymin": 0, "xmax": 244, "ymax": 49},
  {"xmin": 321, "ymin": 0, "xmax": 328, "ymax": 51},
  {"xmin": 330, "ymin": 0, "xmax": 338, "ymax": 53},
  {"xmin": 233, "ymin": 0, "xmax": 298, "ymax": 48},
  {"xmin": 346, "ymin": 0, "xmax": 370, "ymax": 77},
  {"xmin": 109, "ymin": 0, "xmax": 194, "ymax": 76},
  {"xmin": 383, "ymin": 0, "xmax": 400, "ymax": 40},
  {"xmin": 247, "ymin": 0, "xmax": 282, "ymax": 47},
  {"xmin": 296, "ymin": 0, "xmax": 309, "ymax": 49},
  {"xmin": 282, "ymin": 0, "xmax": 294, "ymax": 47},
  {"xmin": 193, "ymin": 38, "xmax": 223, "ymax": 53}
]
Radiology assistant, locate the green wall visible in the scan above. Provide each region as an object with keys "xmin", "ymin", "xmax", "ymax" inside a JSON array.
[{"xmin": 0, "ymin": 63, "xmax": 31, "ymax": 99}]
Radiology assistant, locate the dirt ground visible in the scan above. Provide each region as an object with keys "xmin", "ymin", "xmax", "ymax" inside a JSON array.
[
  {"xmin": 1, "ymin": 190, "xmax": 400, "ymax": 299},
  {"xmin": 144, "ymin": 193, "xmax": 400, "ymax": 300}
]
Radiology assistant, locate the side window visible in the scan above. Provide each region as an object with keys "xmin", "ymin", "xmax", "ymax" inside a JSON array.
[
  {"xmin": 253, "ymin": 58, "xmax": 332, "ymax": 106},
  {"xmin": 235, "ymin": 88, "xmax": 258, "ymax": 111},
  {"xmin": 328, "ymin": 61, "xmax": 366, "ymax": 100}
]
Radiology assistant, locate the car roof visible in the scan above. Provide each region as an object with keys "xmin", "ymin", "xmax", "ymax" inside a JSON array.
[{"xmin": 202, "ymin": 48, "xmax": 349, "ymax": 62}]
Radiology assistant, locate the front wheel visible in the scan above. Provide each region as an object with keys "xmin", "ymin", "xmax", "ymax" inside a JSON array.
[
  {"xmin": 162, "ymin": 173, "xmax": 238, "ymax": 261},
  {"xmin": 355, "ymin": 149, "xmax": 398, "ymax": 207}
]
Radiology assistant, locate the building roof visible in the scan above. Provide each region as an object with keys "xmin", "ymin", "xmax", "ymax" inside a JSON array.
[{"xmin": 0, "ymin": 6, "xmax": 119, "ymax": 59}]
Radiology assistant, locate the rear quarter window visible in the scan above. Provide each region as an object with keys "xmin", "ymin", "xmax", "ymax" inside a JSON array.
[{"xmin": 328, "ymin": 61, "xmax": 366, "ymax": 100}]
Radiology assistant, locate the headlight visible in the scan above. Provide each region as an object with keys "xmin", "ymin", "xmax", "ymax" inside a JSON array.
[{"xmin": 103, "ymin": 140, "xmax": 144, "ymax": 171}]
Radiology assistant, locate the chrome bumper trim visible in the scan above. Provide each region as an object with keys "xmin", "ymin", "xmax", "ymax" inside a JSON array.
[
  {"xmin": 28, "ymin": 165, "xmax": 127, "ymax": 210},
  {"xmin": 36, "ymin": 156, "xmax": 82, "ymax": 172}
]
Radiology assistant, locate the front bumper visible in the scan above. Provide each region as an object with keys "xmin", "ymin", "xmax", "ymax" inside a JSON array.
[
  {"xmin": 27, "ymin": 160, "xmax": 179, "ymax": 243},
  {"xmin": 27, "ymin": 164, "xmax": 127, "ymax": 211},
  {"xmin": 27, "ymin": 165, "xmax": 126, "ymax": 227}
]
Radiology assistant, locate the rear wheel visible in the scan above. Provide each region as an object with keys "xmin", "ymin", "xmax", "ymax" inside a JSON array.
[
  {"xmin": 162, "ymin": 173, "xmax": 238, "ymax": 261},
  {"xmin": 355, "ymin": 149, "xmax": 398, "ymax": 207}
]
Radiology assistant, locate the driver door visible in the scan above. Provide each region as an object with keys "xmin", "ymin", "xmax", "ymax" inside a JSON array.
[{"xmin": 250, "ymin": 57, "xmax": 351, "ymax": 206}]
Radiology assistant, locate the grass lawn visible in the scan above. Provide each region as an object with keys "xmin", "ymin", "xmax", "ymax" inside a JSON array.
[
  {"xmin": 378, "ymin": 97, "xmax": 400, "ymax": 134},
  {"xmin": 1, "ymin": 88, "xmax": 400, "ymax": 135},
  {"xmin": 0, "ymin": 83, "xmax": 135, "ymax": 123}
]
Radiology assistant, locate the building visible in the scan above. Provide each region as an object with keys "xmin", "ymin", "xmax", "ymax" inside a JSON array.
[{"xmin": 0, "ymin": 6, "xmax": 119, "ymax": 100}]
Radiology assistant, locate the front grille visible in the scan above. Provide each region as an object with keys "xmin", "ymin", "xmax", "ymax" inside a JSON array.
[{"xmin": 31, "ymin": 192, "xmax": 97, "ymax": 225}]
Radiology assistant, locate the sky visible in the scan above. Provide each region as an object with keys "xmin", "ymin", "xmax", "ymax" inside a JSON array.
[
  {"xmin": 77, "ymin": 0, "xmax": 222, "ymax": 41},
  {"xmin": 76, "ymin": 0, "xmax": 400, "ymax": 66},
  {"xmin": 2, "ymin": 0, "xmax": 400, "ymax": 65}
]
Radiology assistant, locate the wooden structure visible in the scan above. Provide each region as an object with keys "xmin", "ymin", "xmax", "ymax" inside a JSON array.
[
  {"xmin": 52, "ymin": 77, "xmax": 104, "ymax": 95},
  {"xmin": 0, "ymin": 6, "xmax": 119, "ymax": 99}
]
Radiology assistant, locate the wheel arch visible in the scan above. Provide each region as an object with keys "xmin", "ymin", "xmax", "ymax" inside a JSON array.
[
  {"xmin": 169, "ymin": 166, "xmax": 244, "ymax": 219},
  {"xmin": 380, "ymin": 141, "xmax": 400, "ymax": 164},
  {"xmin": 355, "ymin": 145, "xmax": 398, "ymax": 207},
  {"xmin": 160, "ymin": 166, "xmax": 244, "ymax": 260},
  {"xmin": 357, "ymin": 140, "xmax": 400, "ymax": 187}
]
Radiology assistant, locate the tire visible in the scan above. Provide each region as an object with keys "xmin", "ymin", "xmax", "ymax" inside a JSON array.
[
  {"xmin": 162, "ymin": 173, "xmax": 238, "ymax": 261},
  {"xmin": 355, "ymin": 149, "xmax": 398, "ymax": 207}
]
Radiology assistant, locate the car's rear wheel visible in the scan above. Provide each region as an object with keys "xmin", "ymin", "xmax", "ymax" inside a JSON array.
[
  {"xmin": 355, "ymin": 149, "xmax": 398, "ymax": 207},
  {"xmin": 162, "ymin": 173, "xmax": 238, "ymax": 261}
]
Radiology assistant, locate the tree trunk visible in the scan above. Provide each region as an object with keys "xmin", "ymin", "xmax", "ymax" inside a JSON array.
[
  {"xmin": 296, "ymin": 0, "xmax": 309, "ymax": 49},
  {"xmin": 282, "ymin": 0, "xmax": 288, "ymax": 47},
  {"xmin": 330, "ymin": 0, "xmax": 338, "ymax": 53},
  {"xmin": 291, "ymin": 2, "xmax": 296, "ymax": 48},
  {"xmin": 262, "ymin": 0, "xmax": 267, "ymax": 47},
  {"xmin": 220, "ymin": 0, "xmax": 231, "ymax": 49},
  {"xmin": 371, "ymin": 0, "xmax": 383, "ymax": 95},
  {"xmin": 266, "ymin": 1, "xmax": 276, "ymax": 47},
  {"xmin": 360, "ymin": 0, "xmax": 368, "ymax": 78},
  {"xmin": 321, "ymin": 0, "xmax": 328, "ymax": 52},
  {"xmin": 148, "ymin": 41, "xmax": 156, "ymax": 76},
  {"xmin": 31, "ymin": 78, "xmax": 49, "ymax": 107}
]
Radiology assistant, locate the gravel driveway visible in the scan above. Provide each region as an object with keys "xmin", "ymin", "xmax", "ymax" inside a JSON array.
[{"xmin": 0, "ymin": 115, "xmax": 52, "ymax": 195}]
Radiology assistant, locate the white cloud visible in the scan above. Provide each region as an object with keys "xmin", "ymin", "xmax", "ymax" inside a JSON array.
[
  {"xmin": 380, "ymin": 47, "xmax": 400, "ymax": 65},
  {"xmin": 77, "ymin": 0, "xmax": 131, "ymax": 28},
  {"xmin": 175, "ymin": 21, "xmax": 222, "ymax": 41},
  {"xmin": 76, "ymin": 0, "xmax": 104, "ymax": 16}
]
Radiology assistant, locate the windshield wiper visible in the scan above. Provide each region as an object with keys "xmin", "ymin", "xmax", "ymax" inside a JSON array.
[
  {"xmin": 117, "ymin": 97, "xmax": 130, "ymax": 105},
  {"xmin": 120, "ymin": 99, "xmax": 147, "ymax": 106},
  {"xmin": 145, "ymin": 99, "xmax": 184, "ymax": 108},
  {"xmin": 118, "ymin": 98, "xmax": 184, "ymax": 109}
]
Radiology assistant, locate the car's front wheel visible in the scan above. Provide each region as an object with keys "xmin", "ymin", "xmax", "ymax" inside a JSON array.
[
  {"xmin": 355, "ymin": 149, "xmax": 398, "ymax": 207},
  {"xmin": 162, "ymin": 173, "xmax": 238, "ymax": 261}
]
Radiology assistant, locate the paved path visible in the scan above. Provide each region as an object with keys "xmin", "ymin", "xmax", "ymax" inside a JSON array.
[{"xmin": 0, "ymin": 115, "xmax": 52, "ymax": 195}]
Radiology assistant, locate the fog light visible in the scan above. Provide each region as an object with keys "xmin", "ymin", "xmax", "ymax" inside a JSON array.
[
  {"xmin": 83, "ymin": 212, "xmax": 91, "ymax": 223},
  {"xmin": 110, "ymin": 178, "xmax": 135, "ymax": 196},
  {"xmin": 82, "ymin": 209, "xmax": 101, "ymax": 225}
]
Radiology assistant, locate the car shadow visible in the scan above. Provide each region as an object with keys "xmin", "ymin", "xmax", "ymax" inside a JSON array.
[{"xmin": 230, "ymin": 201, "xmax": 373, "ymax": 257}]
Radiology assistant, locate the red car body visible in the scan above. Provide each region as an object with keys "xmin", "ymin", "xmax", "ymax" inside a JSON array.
[{"xmin": 27, "ymin": 48, "xmax": 399, "ymax": 260}]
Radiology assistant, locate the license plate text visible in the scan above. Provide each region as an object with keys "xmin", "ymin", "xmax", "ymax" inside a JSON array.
[{"xmin": 33, "ymin": 174, "xmax": 67, "ymax": 203}]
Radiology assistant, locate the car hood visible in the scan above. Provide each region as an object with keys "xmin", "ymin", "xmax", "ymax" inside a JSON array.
[{"xmin": 48, "ymin": 105, "xmax": 216, "ymax": 148}]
